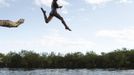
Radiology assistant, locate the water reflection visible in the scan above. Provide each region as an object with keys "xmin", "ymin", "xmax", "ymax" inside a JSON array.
[{"xmin": 0, "ymin": 68, "xmax": 134, "ymax": 75}]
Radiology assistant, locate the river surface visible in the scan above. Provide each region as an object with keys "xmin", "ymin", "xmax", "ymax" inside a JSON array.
[{"xmin": 0, "ymin": 68, "xmax": 134, "ymax": 75}]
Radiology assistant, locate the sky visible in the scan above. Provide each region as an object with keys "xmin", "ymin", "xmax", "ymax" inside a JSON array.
[{"xmin": 0, "ymin": 0, "xmax": 134, "ymax": 54}]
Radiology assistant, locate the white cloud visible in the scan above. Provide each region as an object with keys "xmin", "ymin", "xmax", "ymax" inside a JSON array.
[
  {"xmin": 96, "ymin": 27, "xmax": 134, "ymax": 43},
  {"xmin": 0, "ymin": 0, "xmax": 10, "ymax": 7},
  {"xmin": 78, "ymin": 8, "xmax": 86, "ymax": 12},
  {"xmin": 118, "ymin": 0, "xmax": 133, "ymax": 4},
  {"xmin": 0, "ymin": 29, "xmax": 95, "ymax": 53},
  {"xmin": 85, "ymin": 0, "xmax": 112, "ymax": 6},
  {"xmin": 38, "ymin": 34, "xmax": 95, "ymax": 49},
  {"xmin": 84, "ymin": 0, "xmax": 133, "ymax": 8},
  {"xmin": 61, "ymin": 8, "xmax": 68, "ymax": 14}
]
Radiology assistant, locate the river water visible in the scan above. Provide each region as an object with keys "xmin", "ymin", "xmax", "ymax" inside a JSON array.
[{"xmin": 0, "ymin": 68, "xmax": 134, "ymax": 75}]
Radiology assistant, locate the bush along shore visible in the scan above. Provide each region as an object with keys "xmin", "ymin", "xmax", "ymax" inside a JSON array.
[{"xmin": 0, "ymin": 48, "xmax": 134, "ymax": 69}]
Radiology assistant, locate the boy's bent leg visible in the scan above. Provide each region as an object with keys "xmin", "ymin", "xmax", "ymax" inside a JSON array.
[
  {"xmin": 47, "ymin": 15, "xmax": 53, "ymax": 23},
  {"xmin": 40, "ymin": 8, "xmax": 48, "ymax": 23}
]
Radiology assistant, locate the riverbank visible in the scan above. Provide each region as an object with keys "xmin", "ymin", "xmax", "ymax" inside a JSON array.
[{"xmin": 0, "ymin": 48, "xmax": 134, "ymax": 69}]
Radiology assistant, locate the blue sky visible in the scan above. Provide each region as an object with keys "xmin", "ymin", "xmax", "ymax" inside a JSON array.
[{"xmin": 0, "ymin": 0, "xmax": 134, "ymax": 54}]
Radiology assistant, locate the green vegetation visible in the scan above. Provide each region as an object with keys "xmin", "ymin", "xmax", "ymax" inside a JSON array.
[{"xmin": 0, "ymin": 48, "xmax": 134, "ymax": 69}]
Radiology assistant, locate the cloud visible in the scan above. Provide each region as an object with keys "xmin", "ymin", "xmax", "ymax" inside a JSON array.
[
  {"xmin": 85, "ymin": 0, "xmax": 112, "ymax": 6},
  {"xmin": 0, "ymin": 0, "xmax": 10, "ymax": 7},
  {"xmin": 84, "ymin": 0, "xmax": 133, "ymax": 8},
  {"xmin": 96, "ymin": 27, "xmax": 134, "ymax": 43},
  {"xmin": 35, "ymin": 0, "xmax": 69, "ymax": 7},
  {"xmin": 38, "ymin": 34, "xmax": 95, "ymax": 49},
  {"xmin": 0, "ymin": 29, "xmax": 95, "ymax": 53},
  {"xmin": 0, "ymin": 0, "xmax": 16, "ymax": 8},
  {"xmin": 118, "ymin": 0, "xmax": 133, "ymax": 4}
]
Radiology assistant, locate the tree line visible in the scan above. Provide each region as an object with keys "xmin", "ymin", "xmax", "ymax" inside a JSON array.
[{"xmin": 0, "ymin": 48, "xmax": 134, "ymax": 69}]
